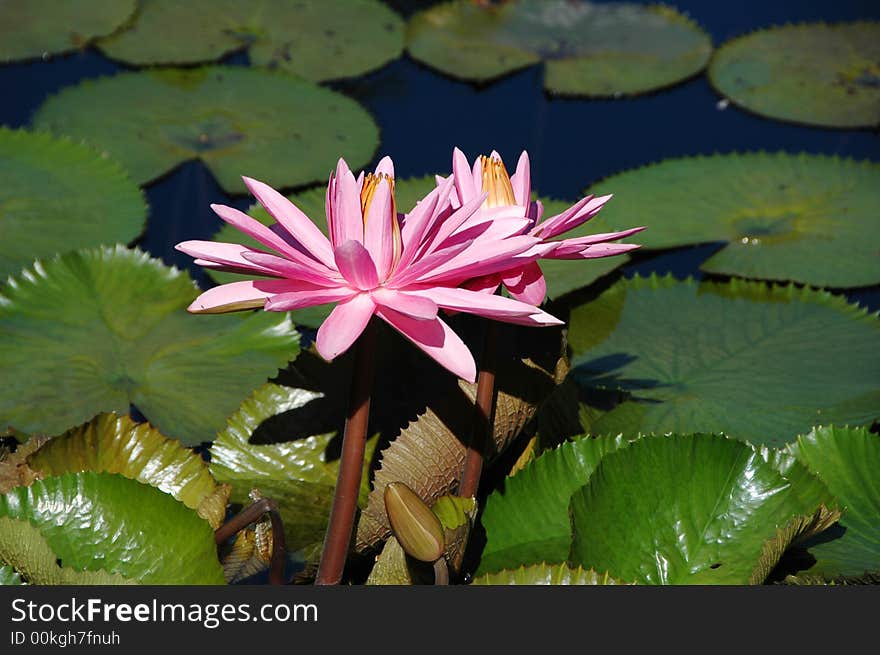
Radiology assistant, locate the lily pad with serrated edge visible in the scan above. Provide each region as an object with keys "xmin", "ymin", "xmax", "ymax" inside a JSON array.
[
  {"xmin": 0, "ymin": 0, "xmax": 136, "ymax": 63},
  {"xmin": 568, "ymin": 275, "xmax": 880, "ymax": 447},
  {"xmin": 786, "ymin": 426, "xmax": 880, "ymax": 581},
  {"xmin": 26, "ymin": 413, "xmax": 230, "ymax": 528},
  {"xmin": 0, "ymin": 472, "xmax": 225, "ymax": 584},
  {"xmin": 708, "ymin": 22, "xmax": 880, "ymax": 129},
  {"xmin": 32, "ymin": 67, "xmax": 380, "ymax": 195},
  {"xmin": 569, "ymin": 434, "xmax": 838, "ymax": 584},
  {"xmin": 0, "ymin": 246, "xmax": 299, "ymax": 445},
  {"xmin": 0, "ymin": 128, "xmax": 147, "ymax": 281},
  {"xmin": 97, "ymin": 0, "xmax": 404, "ymax": 82},
  {"xmin": 210, "ymin": 383, "xmax": 377, "ymax": 561},
  {"xmin": 583, "ymin": 153, "xmax": 880, "ymax": 289},
  {"xmin": 472, "ymin": 563, "xmax": 628, "ymax": 585},
  {"xmin": 406, "ymin": 0, "xmax": 712, "ymax": 96}
]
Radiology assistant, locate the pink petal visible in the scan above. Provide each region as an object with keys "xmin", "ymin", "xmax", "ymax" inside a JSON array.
[
  {"xmin": 374, "ymin": 155, "xmax": 395, "ymax": 178},
  {"xmin": 537, "ymin": 194, "xmax": 613, "ymax": 239},
  {"xmin": 330, "ymin": 159, "xmax": 364, "ymax": 247},
  {"xmin": 371, "ymin": 287, "xmax": 438, "ymax": 320},
  {"xmin": 376, "ymin": 307, "xmax": 476, "ymax": 382},
  {"xmin": 551, "ymin": 242, "xmax": 641, "ymax": 260},
  {"xmin": 556, "ymin": 226, "xmax": 647, "ymax": 247},
  {"xmin": 452, "ymin": 147, "xmax": 478, "ymax": 205},
  {"xmin": 240, "ymin": 251, "xmax": 342, "ymax": 286},
  {"xmin": 363, "ymin": 177, "xmax": 394, "ymax": 279},
  {"xmin": 264, "ymin": 286, "xmax": 357, "ymax": 312},
  {"xmin": 410, "ymin": 286, "xmax": 561, "ymax": 326},
  {"xmin": 461, "ymin": 273, "xmax": 502, "ymax": 295},
  {"xmin": 186, "ymin": 279, "xmax": 293, "ymax": 314},
  {"xmin": 241, "ymin": 176, "xmax": 334, "ymax": 268},
  {"xmin": 509, "ymin": 151, "xmax": 531, "ymax": 207},
  {"xmin": 334, "ymin": 240, "xmax": 379, "ymax": 290},
  {"xmin": 175, "ymin": 240, "xmax": 277, "ymax": 277},
  {"xmin": 385, "ymin": 241, "xmax": 472, "ymax": 288},
  {"xmin": 315, "ymin": 293, "xmax": 376, "ymax": 361},
  {"xmin": 398, "ymin": 176, "xmax": 454, "ymax": 270},
  {"xmin": 416, "ymin": 189, "xmax": 488, "ymax": 258},
  {"xmin": 412, "ymin": 235, "xmax": 543, "ymax": 285},
  {"xmin": 502, "ymin": 261, "xmax": 547, "ymax": 305}
]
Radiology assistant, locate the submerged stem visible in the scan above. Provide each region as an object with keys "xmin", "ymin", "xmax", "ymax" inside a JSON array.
[
  {"xmin": 458, "ymin": 319, "xmax": 498, "ymax": 499},
  {"xmin": 315, "ymin": 318, "xmax": 379, "ymax": 585}
]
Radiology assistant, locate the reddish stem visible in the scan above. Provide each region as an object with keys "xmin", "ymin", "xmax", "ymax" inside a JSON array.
[
  {"xmin": 458, "ymin": 320, "xmax": 498, "ymax": 499},
  {"xmin": 215, "ymin": 497, "xmax": 287, "ymax": 585},
  {"xmin": 315, "ymin": 318, "xmax": 378, "ymax": 585}
]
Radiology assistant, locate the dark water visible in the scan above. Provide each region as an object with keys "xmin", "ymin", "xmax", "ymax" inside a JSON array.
[{"xmin": 1, "ymin": 0, "xmax": 878, "ymax": 309}]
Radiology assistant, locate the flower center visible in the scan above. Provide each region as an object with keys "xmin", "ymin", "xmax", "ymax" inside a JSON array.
[
  {"xmin": 480, "ymin": 155, "xmax": 517, "ymax": 208},
  {"xmin": 361, "ymin": 172, "xmax": 402, "ymax": 271}
]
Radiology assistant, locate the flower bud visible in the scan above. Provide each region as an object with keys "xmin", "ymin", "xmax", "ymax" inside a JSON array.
[{"xmin": 384, "ymin": 482, "xmax": 445, "ymax": 563}]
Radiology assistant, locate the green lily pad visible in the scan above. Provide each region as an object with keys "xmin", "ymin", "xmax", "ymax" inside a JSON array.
[
  {"xmin": 0, "ymin": 246, "xmax": 299, "ymax": 445},
  {"xmin": 0, "ymin": 0, "xmax": 136, "ymax": 63},
  {"xmin": 0, "ymin": 127, "xmax": 147, "ymax": 281},
  {"xmin": 569, "ymin": 275, "xmax": 880, "ymax": 446},
  {"xmin": 585, "ymin": 153, "xmax": 880, "ymax": 288},
  {"xmin": 210, "ymin": 383, "xmax": 377, "ymax": 561},
  {"xmin": 0, "ymin": 563, "xmax": 24, "ymax": 585},
  {"xmin": 472, "ymin": 563, "xmax": 627, "ymax": 585},
  {"xmin": 479, "ymin": 434, "xmax": 629, "ymax": 574},
  {"xmin": 32, "ymin": 67, "xmax": 379, "ymax": 194},
  {"xmin": 27, "ymin": 413, "xmax": 230, "ymax": 528},
  {"xmin": 407, "ymin": 0, "xmax": 712, "ymax": 96},
  {"xmin": 97, "ymin": 0, "xmax": 403, "ymax": 81},
  {"xmin": 787, "ymin": 426, "xmax": 880, "ymax": 580},
  {"xmin": 569, "ymin": 434, "xmax": 838, "ymax": 584},
  {"xmin": 0, "ymin": 472, "xmax": 225, "ymax": 584},
  {"xmin": 708, "ymin": 22, "xmax": 880, "ymax": 129}
]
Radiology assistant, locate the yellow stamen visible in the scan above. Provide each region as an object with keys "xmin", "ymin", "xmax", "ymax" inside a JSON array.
[
  {"xmin": 480, "ymin": 155, "xmax": 517, "ymax": 208},
  {"xmin": 360, "ymin": 172, "xmax": 402, "ymax": 270}
]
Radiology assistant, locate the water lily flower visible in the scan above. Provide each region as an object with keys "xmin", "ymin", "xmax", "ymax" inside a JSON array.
[
  {"xmin": 440, "ymin": 148, "xmax": 645, "ymax": 305},
  {"xmin": 176, "ymin": 156, "xmax": 563, "ymax": 383}
]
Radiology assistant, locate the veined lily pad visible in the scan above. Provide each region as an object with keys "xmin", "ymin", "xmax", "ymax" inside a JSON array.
[
  {"xmin": 569, "ymin": 434, "xmax": 838, "ymax": 584},
  {"xmin": 27, "ymin": 413, "xmax": 230, "ymax": 528},
  {"xmin": 472, "ymin": 563, "xmax": 627, "ymax": 585},
  {"xmin": 97, "ymin": 0, "xmax": 404, "ymax": 82},
  {"xmin": 0, "ymin": 128, "xmax": 147, "ymax": 280},
  {"xmin": 0, "ymin": 563, "xmax": 24, "ymax": 585},
  {"xmin": 0, "ymin": 246, "xmax": 299, "ymax": 445},
  {"xmin": 708, "ymin": 22, "xmax": 880, "ymax": 129},
  {"xmin": 0, "ymin": 0, "xmax": 136, "ymax": 63},
  {"xmin": 32, "ymin": 67, "xmax": 380, "ymax": 194},
  {"xmin": 210, "ymin": 383, "xmax": 377, "ymax": 561},
  {"xmin": 0, "ymin": 472, "xmax": 225, "ymax": 584},
  {"xmin": 787, "ymin": 426, "xmax": 880, "ymax": 580},
  {"xmin": 406, "ymin": 0, "xmax": 712, "ymax": 96},
  {"xmin": 569, "ymin": 275, "xmax": 880, "ymax": 446},
  {"xmin": 585, "ymin": 153, "xmax": 880, "ymax": 288}
]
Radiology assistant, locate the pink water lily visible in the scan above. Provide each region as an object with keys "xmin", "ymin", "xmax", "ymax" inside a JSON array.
[
  {"xmin": 439, "ymin": 148, "xmax": 645, "ymax": 305},
  {"xmin": 176, "ymin": 156, "xmax": 563, "ymax": 383}
]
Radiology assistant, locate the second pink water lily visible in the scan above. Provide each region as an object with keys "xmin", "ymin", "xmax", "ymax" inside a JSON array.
[{"xmin": 176, "ymin": 156, "xmax": 562, "ymax": 383}]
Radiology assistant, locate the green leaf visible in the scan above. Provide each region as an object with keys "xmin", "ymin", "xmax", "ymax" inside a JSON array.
[
  {"xmin": 407, "ymin": 0, "xmax": 712, "ymax": 96},
  {"xmin": 0, "ymin": 472, "xmax": 225, "ymax": 584},
  {"xmin": 584, "ymin": 153, "xmax": 880, "ymax": 288},
  {"xmin": 97, "ymin": 0, "xmax": 404, "ymax": 82},
  {"xmin": 569, "ymin": 275, "xmax": 880, "ymax": 446},
  {"xmin": 26, "ymin": 413, "xmax": 230, "ymax": 528},
  {"xmin": 210, "ymin": 383, "xmax": 377, "ymax": 561},
  {"xmin": 0, "ymin": 563, "xmax": 24, "ymax": 585},
  {"xmin": 0, "ymin": 0, "xmax": 136, "ymax": 63},
  {"xmin": 472, "ymin": 563, "xmax": 628, "ymax": 585},
  {"xmin": 569, "ymin": 434, "xmax": 839, "ymax": 584},
  {"xmin": 0, "ymin": 127, "xmax": 147, "ymax": 281},
  {"xmin": 32, "ymin": 67, "xmax": 379, "ymax": 194},
  {"xmin": 708, "ymin": 22, "xmax": 880, "ymax": 129},
  {"xmin": 0, "ymin": 246, "xmax": 299, "ymax": 445},
  {"xmin": 787, "ymin": 426, "xmax": 880, "ymax": 580},
  {"xmin": 479, "ymin": 434, "xmax": 628, "ymax": 574},
  {"xmin": 209, "ymin": 176, "xmax": 439, "ymax": 328}
]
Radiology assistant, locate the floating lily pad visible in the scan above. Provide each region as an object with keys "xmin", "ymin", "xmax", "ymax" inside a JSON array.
[
  {"xmin": 210, "ymin": 383, "xmax": 377, "ymax": 561},
  {"xmin": 569, "ymin": 275, "xmax": 880, "ymax": 446},
  {"xmin": 0, "ymin": 563, "xmax": 24, "ymax": 585},
  {"xmin": 0, "ymin": 472, "xmax": 225, "ymax": 584},
  {"xmin": 97, "ymin": 0, "xmax": 404, "ymax": 81},
  {"xmin": 708, "ymin": 22, "xmax": 880, "ymax": 128},
  {"xmin": 584, "ymin": 153, "xmax": 880, "ymax": 288},
  {"xmin": 0, "ymin": 246, "xmax": 299, "ymax": 445},
  {"xmin": 0, "ymin": 0, "xmax": 136, "ymax": 63},
  {"xmin": 787, "ymin": 426, "xmax": 880, "ymax": 580},
  {"xmin": 33, "ymin": 67, "xmax": 380, "ymax": 194},
  {"xmin": 569, "ymin": 434, "xmax": 838, "ymax": 584},
  {"xmin": 27, "ymin": 413, "xmax": 230, "ymax": 528},
  {"xmin": 0, "ymin": 128, "xmax": 147, "ymax": 281},
  {"xmin": 407, "ymin": 0, "xmax": 712, "ymax": 96},
  {"xmin": 472, "ymin": 563, "xmax": 627, "ymax": 585}
]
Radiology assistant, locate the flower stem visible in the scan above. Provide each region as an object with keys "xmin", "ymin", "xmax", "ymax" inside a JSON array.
[
  {"xmin": 214, "ymin": 497, "xmax": 287, "ymax": 585},
  {"xmin": 315, "ymin": 318, "xmax": 378, "ymax": 585},
  {"xmin": 459, "ymin": 319, "xmax": 498, "ymax": 499}
]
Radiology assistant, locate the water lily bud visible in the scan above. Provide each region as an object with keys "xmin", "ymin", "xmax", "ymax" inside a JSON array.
[{"xmin": 384, "ymin": 482, "xmax": 445, "ymax": 563}]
